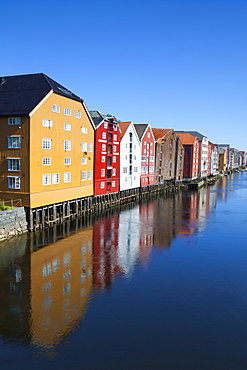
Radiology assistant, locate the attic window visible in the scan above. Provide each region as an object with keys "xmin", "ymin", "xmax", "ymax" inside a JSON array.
[{"xmin": 8, "ymin": 117, "xmax": 21, "ymax": 125}]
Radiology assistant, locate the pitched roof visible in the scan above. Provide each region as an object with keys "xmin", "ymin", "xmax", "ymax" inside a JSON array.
[
  {"xmin": 0, "ymin": 73, "xmax": 83, "ymax": 116},
  {"xmin": 134, "ymin": 124, "xmax": 149, "ymax": 140},
  {"xmin": 89, "ymin": 111, "xmax": 105, "ymax": 127},
  {"xmin": 175, "ymin": 132, "xmax": 198, "ymax": 145},
  {"xmin": 175, "ymin": 131, "xmax": 207, "ymax": 141},
  {"xmin": 118, "ymin": 122, "xmax": 131, "ymax": 139},
  {"xmin": 152, "ymin": 128, "xmax": 172, "ymax": 141}
]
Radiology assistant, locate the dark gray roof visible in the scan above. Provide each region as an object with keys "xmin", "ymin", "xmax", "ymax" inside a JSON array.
[
  {"xmin": 0, "ymin": 73, "xmax": 83, "ymax": 116},
  {"xmin": 175, "ymin": 131, "xmax": 207, "ymax": 141},
  {"xmin": 89, "ymin": 111, "xmax": 105, "ymax": 127},
  {"xmin": 134, "ymin": 124, "xmax": 149, "ymax": 140}
]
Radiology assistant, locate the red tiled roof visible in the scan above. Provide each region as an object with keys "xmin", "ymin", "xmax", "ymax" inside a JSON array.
[
  {"xmin": 175, "ymin": 132, "xmax": 197, "ymax": 145},
  {"xmin": 118, "ymin": 122, "xmax": 131, "ymax": 139},
  {"xmin": 152, "ymin": 128, "xmax": 173, "ymax": 140}
]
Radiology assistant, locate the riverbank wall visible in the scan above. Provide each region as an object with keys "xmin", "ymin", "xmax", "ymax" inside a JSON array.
[
  {"xmin": 0, "ymin": 207, "xmax": 28, "ymax": 240},
  {"xmin": 27, "ymin": 181, "xmax": 187, "ymax": 230}
]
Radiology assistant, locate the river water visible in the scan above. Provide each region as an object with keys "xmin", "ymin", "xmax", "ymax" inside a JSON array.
[{"xmin": 0, "ymin": 172, "xmax": 247, "ymax": 370}]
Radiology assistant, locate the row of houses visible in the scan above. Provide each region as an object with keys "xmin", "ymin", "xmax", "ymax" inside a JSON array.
[{"xmin": 0, "ymin": 73, "xmax": 246, "ymax": 211}]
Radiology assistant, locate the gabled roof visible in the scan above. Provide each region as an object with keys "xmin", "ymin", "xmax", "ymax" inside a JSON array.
[
  {"xmin": 175, "ymin": 131, "xmax": 207, "ymax": 141},
  {"xmin": 134, "ymin": 124, "xmax": 149, "ymax": 140},
  {"xmin": 152, "ymin": 128, "xmax": 173, "ymax": 141},
  {"xmin": 0, "ymin": 73, "xmax": 83, "ymax": 116},
  {"xmin": 175, "ymin": 132, "xmax": 198, "ymax": 145},
  {"xmin": 89, "ymin": 111, "xmax": 105, "ymax": 127},
  {"xmin": 118, "ymin": 122, "xmax": 131, "ymax": 139}
]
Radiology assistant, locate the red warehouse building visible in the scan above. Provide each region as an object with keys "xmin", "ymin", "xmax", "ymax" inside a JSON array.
[
  {"xmin": 134, "ymin": 123, "xmax": 155, "ymax": 187},
  {"xmin": 175, "ymin": 133, "xmax": 199, "ymax": 181},
  {"xmin": 90, "ymin": 111, "xmax": 121, "ymax": 195}
]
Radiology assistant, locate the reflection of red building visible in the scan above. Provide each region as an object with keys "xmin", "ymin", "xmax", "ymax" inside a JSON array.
[
  {"xmin": 177, "ymin": 192, "xmax": 199, "ymax": 237},
  {"xmin": 93, "ymin": 214, "xmax": 120, "ymax": 290},
  {"xmin": 90, "ymin": 111, "xmax": 121, "ymax": 195}
]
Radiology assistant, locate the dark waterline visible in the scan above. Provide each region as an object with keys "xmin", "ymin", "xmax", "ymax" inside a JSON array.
[{"xmin": 0, "ymin": 172, "xmax": 247, "ymax": 369}]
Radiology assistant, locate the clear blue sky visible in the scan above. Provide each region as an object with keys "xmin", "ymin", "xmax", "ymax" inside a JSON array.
[{"xmin": 2, "ymin": 0, "xmax": 247, "ymax": 150}]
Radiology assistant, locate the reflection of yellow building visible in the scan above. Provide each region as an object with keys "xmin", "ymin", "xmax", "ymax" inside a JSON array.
[{"xmin": 31, "ymin": 226, "xmax": 93, "ymax": 348}]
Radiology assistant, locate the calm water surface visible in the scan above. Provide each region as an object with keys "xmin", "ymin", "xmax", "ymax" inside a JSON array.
[{"xmin": 0, "ymin": 172, "xmax": 247, "ymax": 370}]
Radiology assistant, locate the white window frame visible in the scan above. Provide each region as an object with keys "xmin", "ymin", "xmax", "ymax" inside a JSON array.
[
  {"xmin": 52, "ymin": 104, "xmax": 60, "ymax": 113},
  {"xmin": 88, "ymin": 143, "xmax": 92, "ymax": 152},
  {"xmin": 7, "ymin": 136, "xmax": 21, "ymax": 149},
  {"xmin": 102, "ymin": 132, "xmax": 106, "ymax": 139},
  {"xmin": 42, "ymin": 157, "xmax": 51, "ymax": 166},
  {"xmin": 113, "ymin": 134, "xmax": 117, "ymax": 141},
  {"xmin": 100, "ymin": 181, "xmax": 105, "ymax": 189},
  {"xmin": 8, "ymin": 117, "xmax": 21, "ymax": 125},
  {"xmin": 101, "ymin": 156, "xmax": 105, "ymax": 163},
  {"xmin": 52, "ymin": 173, "xmax": 60, "ymax": 184},
  {"xmin": 7, "ymin": 158, "xmax": 20, "ymax": 171},
  {"xmin": 8, "ymin": 176, "xmax": 21, "ymax": 189},
  {"xmin": 42, "ymin": 138, "xmax": 51, "ymax": 150},
  {"xmin": 112, "ymin": 181, "xmax": 116, "ymax": 187},
  {"xmin": 64, "ymin": 140, "xmax": 71, "ymax": 151},
  {"xmin": 64, "ymin": 157, "xmax": 71, "ymax": 165},
  {"xmin": 102, "ymin": 144, "xmax": 106, "ymax": 151},
  {"xmin": 75, "ymin": 111, "xmax": 81, "ymax": 118},
  {"xmin": 64, "ymin": 123, "xmax": 71, "ymax": 131},
  {"xmin": 42, "ymin": 119, "xmax": 52, "ymax": 128},
  {"xmin": 42, "ymin": 174, "xmax": 51, "ymax": 186},
  {"xmin": 104, "ymin": 122, "xmax": 108, "ymax": 129},
  {"xmin": 112, "ymin": 168, "xmax": 116, "ymax": 176},
  {"xmin": 113, "ymin": 156, "xmax": 116, "ymax": 163},
  {"xmin": 81, "ymin": 142, "xmax": 87, "ymax": 152},
  {"xmin": 81, "ymin": 171, "xmax": 87, "ymax": 181},
  {"xmin": 64, "ymin": 172, "xmax": 71, "ymax": 183},
  {"xmin": 113, "ymin": 145, "xmax": 116, "ymax": 152},
  {"xmin": 101, "ymin": 169, "xmax": 105, "ymax": 177},
  {"xmin": 88, "ymin": 171, "xmax": 92, "ymax": 180},
  {"xmin": 81, "ymin": 158, "xmax": 87, "ymax": 165},
  {"xmin": 81, "ymin": 127, "xmax": 88, "ymax": 134},
  {"xmin": 64, "ymin": 108, "xmax": 71, "ymax": 116}
]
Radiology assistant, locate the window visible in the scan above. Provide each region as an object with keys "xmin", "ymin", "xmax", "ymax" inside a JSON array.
[
  {"xmin": 7, "ymin": 158, "xmax": 20, "ymax": 171},
  {"xmin": 125, "ymin": 144, "xmax": 128, "ymax": 148},
  {"xmin": 113, "ymin": 156, "xmax": 116, "ymax": 163},
  {"xmin": 42, "ymin": 157, "xmax": 51, "ymax": 165},
  {"xmin": 123, "ymin": 167, "xmax": 127, "ymax": 173},
  {"xmin": 81, "ymin": 171, "xmax": 87, "ymax": 181},
  {"xmin": 134, "ymin": 167, "xmax": 138, "ymax": 172},
  {"xmin": 8, "ymin": 117, "xmax": 21, "ymax": 125},
  {"xmin": 114, "ymin": 124, "xmax": 117, "ymax": 131},
  {"xmin": 112, "ymin": 181, "xmax": 116, "ymax": 187},
  {"xmin": 113, "ymin": 134, "xmax": 117, "ymax": 141},
  {"xmin": 102, "ymin": 132, "xmax": 106, "ymax": 139},
  {"xmin": 144, "ymin": 141, "xmax": 146, "ymax": 146},
  {"xmin": 8, "ymin": 136, "xmax": 21, "ymax": 149},
  {"xmin": 75, "ymin": 111, "xmax": 81, "ymax": 118},
  {"xmin": 64, "ymin": 172, "xmax": 71, "ymax": 183},
  {"xmin": 147, "ymin": 132, "xmax": 150, "ymax": 138},
  {"xmin": 149, "ymin": 166, "xmax": 154, "ymax": 173},
  {"xmin": 81, "ymin": 158, "xmax": 87, "ymax": 165},
  {"xmin": 64, "ymin": 123, "xmax": 71, "ymax": 131},
  {"xmin": 52, "ymin": 173, "xmax": 60, "ymax": 184},
  {"xmin": 64, "ymin": 157, "xmax": 71, "ymax": 165},
  {"xmin": 43, "ymin": 119, "xmax": 52, "ymax": 128},
  {"xmin": 42, "ymin": 174, "xmax": 51, "ymax": 185},
  {"xmin": 113, "ymin": 145, "xmax": 116, "ymax": 152},
  {"xmin": 8, "ymin": 176, "xmax": 20, "ymax": 189},
  {"xmin": 125, "ymin": 155, "xmax": 128, "ymax": 160},
  {"xmin": 134, "ymin": 156, "xmax": 136, "ymax": 160},
  {"xmin": 88, "ymin": 143, "xmax": 92, "ymax": 152},
  {"xmin": 101, "ymin": 169, "xmax": 105, "ymax": 177},
  {"xmin": 81, "ymin": 142, "xmax": 87, "ymax": 152},
  {"xmin": 101, "ymin": 156, "xmax": 105, "ymax": 162},
  {"xmin": 112, "ymin": 168, "xmax": 116, "ymax": 176},
  {"xmin": 150, "ymin": 156, "xmax": 154, "ymax": 161},
  {"xmin": 52, "ymin": 104, "xmax": 60, "ymax": 113},
  {"xmin": 64, "ymin": 140, "xmax": 71, "ymax": 151},
  {"xmin": 104, "ymin": 122, "xmax": 108, "ymax": 129},
  {"xmin": 144, "ymin": 149, "xmax": 146, "ymax": 154},
  {"xmin": 100, "ymin": 182, "xmax": 105, "ymax": 188},
  {"xmin": 42, "ymin": 138, "xmax": 51, "ymax": 149},
  {"xmin": 102, "ymin": 144, "xmax": 106, "ymax": 151},
  {"xmin": 81, "ymin": 127, "xmax": 88, "ymax": 134},
  {"xmin": 88, "ymin": 171, "xmax": 92, "ymax": 180},
  {"xmin": 64, "ymin": 108, "xmax": 71, "ymax": 116}
]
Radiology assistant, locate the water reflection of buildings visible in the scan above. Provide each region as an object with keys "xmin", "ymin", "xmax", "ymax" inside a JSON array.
[{"xmin": 30, "ymin": 226, "xmax": 93, "ymax": 348}]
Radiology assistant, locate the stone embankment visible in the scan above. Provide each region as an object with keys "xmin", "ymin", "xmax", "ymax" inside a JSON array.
[{"xmin": 0, "ymin": 207, "xmax": 28, "ymax": 240}]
